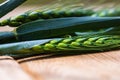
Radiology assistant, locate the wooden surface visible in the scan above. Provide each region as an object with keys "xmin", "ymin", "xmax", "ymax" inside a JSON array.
[
  {"xmin": 18, "ymin": 50, "xmax": 120, "ymax": 80},
  {"xmin": 0, "ymin": 56, "xmax": 34, "ymax": 80},
  {"xmin": 1, "ymin": 50, "xmax": 120, "ymax": 80},
  {"xmin": 1, "ymin": 1, "xmax": 120, "ymax": 80}
]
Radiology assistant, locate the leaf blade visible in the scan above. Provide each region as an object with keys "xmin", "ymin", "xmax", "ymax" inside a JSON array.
[{"xmin": 15, "ymin": 17, "xmax": 120, "ymax": 41}]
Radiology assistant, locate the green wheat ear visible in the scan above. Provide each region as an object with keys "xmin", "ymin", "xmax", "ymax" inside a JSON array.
[
  {"xmin": 0, "ymin": 35, "xmax": 119, "ymax": 57},
  {"xmin": 22, "ymin": 35, "xmax": 120, "ymax": 53},
  {"xmin": 0, "ymin": 7, "xmax": 94, "ymax": 27},
  {"xmin": 92, "ymin": 8, "xmax": 120, "ymax": 17}
]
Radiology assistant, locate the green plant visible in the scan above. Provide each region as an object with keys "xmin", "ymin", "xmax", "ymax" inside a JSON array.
[
  {"xmin": 92, "ymin": 8, "xmax": 120, "ymax": 17},
  {"xmin": 0, "ymin": 7, "xmax": 94, "ymax": 27},
  {"xmin": 0, "ymin": 0, "xmax": 120, "ymax": 58}
]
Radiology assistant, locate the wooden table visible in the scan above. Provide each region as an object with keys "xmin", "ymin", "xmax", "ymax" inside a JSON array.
[
  {"xmin": 19, "ymin": 50, "xmax": 120, "ymax": 80},
  {"xmin": 0, "ymin": 50, "xmax": 120, "ymax": 80}
]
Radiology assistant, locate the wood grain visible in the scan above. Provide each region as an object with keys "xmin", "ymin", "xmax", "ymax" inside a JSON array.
[
  {"xmin": 0, "ymin": 56, "xmax": 34, "ymax": 80},
  {"xmin": 19, "ymin": 50, "xmax": 120, "ymax": 80}
]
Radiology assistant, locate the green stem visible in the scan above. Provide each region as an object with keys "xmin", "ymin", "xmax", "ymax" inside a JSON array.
[
  {"xmin": 0, "ymin": 32, "xmax": 17, "ymax": 44},
  {"xmin": 0, "ymin": 0, "xmax": 27, "ymax": 18}
]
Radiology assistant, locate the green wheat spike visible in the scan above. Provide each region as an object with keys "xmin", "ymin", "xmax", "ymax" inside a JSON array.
[
  {"xmin": 92, "ymin": 8, "xmax": 120, "ymax": 17},
  {"xmin": 31, "ymin": 35, "xmax": 120, "ymax": 52},
  {"xmin": 0, "ymin": 7, "xmax": 94, "ymax": 27},
  {"xmin": 0, "ymin": 35, "xmax": 120, "ymax": 57}
]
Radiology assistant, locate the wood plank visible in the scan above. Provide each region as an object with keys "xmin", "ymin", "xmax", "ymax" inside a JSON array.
[
  {"xmin": 19, "ymin": 50, "xmax": 120, "ymax": 80},
  {"xmin": 0, "ymin": 56, "xmax": 35, "ymax": 80}
]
